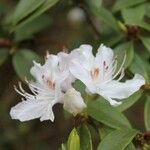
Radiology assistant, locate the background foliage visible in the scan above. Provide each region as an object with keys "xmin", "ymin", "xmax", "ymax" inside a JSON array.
[{"xmin": 0, "ymin": 0, "xmax": 150, "ymax": 149}]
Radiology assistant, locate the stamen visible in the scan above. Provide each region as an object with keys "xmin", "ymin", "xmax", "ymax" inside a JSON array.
[{"xmin": 112, "ymin": 54, "xmax": 126, "ymax": 80}]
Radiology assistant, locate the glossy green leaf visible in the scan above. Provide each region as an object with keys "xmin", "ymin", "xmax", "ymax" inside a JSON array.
[
  {"xmin": 0, "ymin": 48, "xmax": 9, "ymax": 66},
  {"xmin": 99, "ymin": 126, "xmax": 114, "ymax": 140},
  {"xmin": 121, "ymin": 4, "xmax": 146, "ymax": 25},
  {"xmin": 97, "ymin": 128, "xmax": 138, "ymax": 150},
  {"xmin": 12, "ymin": 0, "xmax": 59, "ymax": 30},
  {"xmin": 84, "ymin": 0, "xmax": 102, "ymax": 10},
  {"xmin": 129, "ymin": 54, "xmax": 149, "ymax": 82},
  {"xmin": 79, "ymin": 125, "xmax": 92, "ymax": 150},
  {"xmin": 144, "ymin": 95, "xmax": 150, "ymax": 130},
  {"xmin": 138, "ymin": 21, "xmax": 150, "ymax": 31},
  {"xmin": 14, "ymin": 15, "xmax": 52, "ymax": 41},
  {"xmin": 12, "ymin": 0, "xmax": 46, "ymax": 24},
  {"xmin": 73, "ymin": 80, "xmax": 85, "ymax": 95},
  {"xmin": 125, "ymin": 143, "xmax": 136, "ymax": 150},
  {"xmin": 12, "ymin": 49, "xmax": 42, "ymax": 80},
  {"xmin": 112, "ymin": 0, "xmax": 146, "ymax": 12},
  {"xmin": 141, "ymin": 37, "xmax": 150, "ymax": 53},
  {"xmin": 87, "ymin": 99, "xmax": 131, "ymax": 129},
  {"xmin": 146, "ymin": 3, "xmax": 150, "ymax": 18},
  {"xmin": 87, "ymin": 5, "xmax": 119, "ymax": 31},
  {"xmin": 116, "ymin": 91, "xmax": 143, "ymax": 112},
  {"xmin": 61, "ymin": 143, "xmax": 67, "ymax": 150},
  {"xmin": 114, "ymin": 41, "xmax": 134, "ymax": 68},
  {"xmin": 67, "ymin": 128, "xmax": 80, "ymax": 150}
]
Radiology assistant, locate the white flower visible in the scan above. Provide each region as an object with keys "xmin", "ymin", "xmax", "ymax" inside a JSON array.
[
  {"xmin": 63, "ymin": 88, "xmax": 86, "ymax": 116},
  {"xmin": 70, "ymin": 44, "xmax": 145, "ymax": 106},
  {"xmin": 58, "ymin": 52, "xmax": 75, "ymax": 91},
  {"xmin": 10, "ymin": 55, "xmax": 68, "ymax": 122}
]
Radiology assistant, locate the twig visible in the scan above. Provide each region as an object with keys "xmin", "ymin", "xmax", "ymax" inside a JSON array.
[{"xmin": 142, "ymin": 84, "xmax": 150, "ymax": 91}]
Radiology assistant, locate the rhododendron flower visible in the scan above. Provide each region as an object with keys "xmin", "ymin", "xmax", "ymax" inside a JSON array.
[
  {"xmin": 10, "ymin": 54, "xmax": 86, "ymax": 122},
  {"xmin": 70, "ymin": 44, "xmax": 145, "ymax": 106},
  {"xmin": 10, "ymin": 55, "xmax": 69, "ymax": 122}
]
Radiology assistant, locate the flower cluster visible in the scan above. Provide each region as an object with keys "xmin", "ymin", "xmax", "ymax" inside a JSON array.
[{"xmin": 10, "ymin": 44, "xmax": 145, "ymax": 122}]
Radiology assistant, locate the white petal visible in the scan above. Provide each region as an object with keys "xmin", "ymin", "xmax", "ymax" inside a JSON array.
[
  {"xmin": 95, "ymin": 44, "xmax": 114, "ymax": 67},
  {"xmin": 45, "ymin": 54, "xmax": 59, "ymax": 69},
  {"xmin": 63, "ymin": 88, "xmax": 86, "ymax": 116},
  {"xmin": 10, "ymin": 99, "xmax": 55, "ymax": 122},
  {"xmin": 100, "ymin": 95, "xmax": 122, "ymax": 106},
  {"xmin": 95, "ymin": 44, "xmax": 114, "ymax": 81},
  {"xmin": 30, "ymin": 61, "xmax": 44, "ymax": 83},
  {"xmin": 99, "ymin": 74, "xmax": 145, "ymax": 99},
  {"xmin": 71, "ymin": 44, "xmax": 94, "ymax": 71},
  {"xmin": 70, "ymin": 62, "xmax": 95, "ymax": 93}
]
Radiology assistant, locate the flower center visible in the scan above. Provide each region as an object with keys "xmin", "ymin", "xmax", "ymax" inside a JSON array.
[
  {"xmin": 90, "ymin": 68, "xmax": 100, "ymax": 80},
  {"xmin": 42, "ymin": 75, "xmax": 55, "ymax": 90}
]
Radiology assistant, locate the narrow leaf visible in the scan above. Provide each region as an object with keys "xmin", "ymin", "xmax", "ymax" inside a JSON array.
[
  {"xmin": 97, "ymin": 128, "xmax": 138, "ymax": 150},
  {"xmin": 0, "ymin": 48, "xmax": 9, "ymax": 66},
  {"xmin": 12, "ymin": 0, "xmax": 45, "ymax": 24},
  {"xmin": 144, "ymin": 95, "xmax": 150, "ymax": 130},
  {"xmin": 141, "ymin": 37, "xmax": 150, "ymax": 53},
  {"xmin": 129, "ymin": 54, "xmax": 149, "ymax": 82},
  {"xmin": 113, "ymin": 0, "xmax": 146, "ymax": 12},
  {"xmin": 12, "ymin": 0, "xmax": 59, "ymax": 30},
  {"xmin": 79, "ymin": 125, "xmax": 93, "ymax": 150},
  {"xmin": 87, "ymin": 99, "xmax": 131, "ymax": 129},
  {"xmin": 99, "ymin": 126, "xmax": 114, "ymax": 140},
  {"xmin": 12, "ymin": 49, "xmax": 42, "ymax": 80},
  {"xmin": 14, "ymin": 15, "xmax": 52, "ymax": 41},
  {"xmin": 67, "ymin": 128, "xmax": 80, "ymax": 150},
  {"xmin": 121, "ymin": 4, "xmax": 146, "ymax": 25},
  {"xmin": 116, "ymin": 91, "xmax": 143, "ymax": 112}
]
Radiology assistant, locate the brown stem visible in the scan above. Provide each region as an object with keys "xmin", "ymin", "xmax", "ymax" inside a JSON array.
[{"xmin": 142, "ymin": 84, "xmax": 150, "ymax": 90}]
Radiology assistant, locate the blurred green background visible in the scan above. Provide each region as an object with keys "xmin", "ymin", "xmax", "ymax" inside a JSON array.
[{"xmin": 0, "ymin": 0, "xmax": 150, "ymax": 149}]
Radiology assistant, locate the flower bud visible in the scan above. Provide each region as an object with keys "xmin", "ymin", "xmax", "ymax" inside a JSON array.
[{"xmin": 63, "ymin": 88, "xmax": 86, "ymax": 116}]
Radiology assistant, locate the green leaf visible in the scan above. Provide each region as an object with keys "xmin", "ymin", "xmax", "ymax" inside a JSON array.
[
  {"xmin": 12, "ymin": 0, "xmax": 46, "ymax": 25},
  {"xmin": 73, "ymin": 80, "xmax": 86, "ymax": 95},
  {"xmin": 141, "ymin": 37, "xmax": 150, "ymax": 53},
  {"xmin": 101, "ymin": 32, "xmax": 124, "ymax": 47},
  {"xmin": 112, "ymin": 0, "xmax": 146, "ymax": 12},
  {"xmin": 129, "ymin": 54, "xmax": 149, "ymax": 82},
  {"xmin": 67, "ymin": 128, "xmax": 80, "ymax": 150},
  {"xmin": 79, "ymin": 125, "xmax": 92, "ymax": 150},
  {"xmin": 84, "ymin": 0, "xmax": 102, "ymax": 10},
  {"xmin": 61, "ymin": 143, "xmax": 67, "ymax": 150},
  {"xmin": 99, "ymin": 126, "xmax": 114, "ymax": 140},
  {"xmin": 87, "ymin": 5, "xmax": 119, "ymax": 31},
  {"xmin": 146, "ymin": 3, "xmax": 150, "ymax": 18},
  {"xmin": 12, "ymin": 49, "xmax": 42, "ymax": 80},
  {"xmin": 12, "ymin": 0, "xmax": 59, "ymax": 31},
  {"xmin": 14, "ymin": 15, "xmax": 52, "ymax": 41},
  {"xmin": 138, "ymin": 21, "xmax": 150, "ymax": 31},
  {"xmin": 0, "ymin": 48, "xmax": 9, "ymax": 66},
  {"xmin": 144, "ymin": 95, "xmax": 150, "ymax": 130},
  {"xmin": 125, "ymin": 143, "xmax": 136, "ymax": 150},
  {"xmin": 121, "ymin": 4, "xmax": 146, "ymax": 25},
  {"xmin": 116, "ymin": 91, "xmax": 143, "ymax": 112},
  {"xmin": 97, "ymin": 128, "xmax": 138, "ymax": 150},
  {"xmin": 87, "ymin": 99, "xmax": 131, "ymax": 129},
  {"xmin": 114, "ymin": 41, "xmax": 134, "ymax": 68}
]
